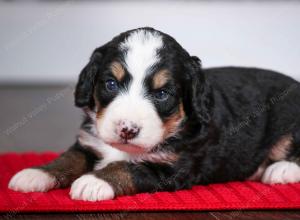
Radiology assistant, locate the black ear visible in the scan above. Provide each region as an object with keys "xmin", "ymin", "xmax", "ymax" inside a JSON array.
[
  {"xmin": 184, "ymin": 56, "xmax": 212, "ymax": 125},
  {"xmin": 74, "ymin": 49, "xmax": 104, "ymax": 108}
]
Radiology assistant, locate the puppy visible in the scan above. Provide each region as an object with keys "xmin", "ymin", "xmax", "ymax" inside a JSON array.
[{"xmin": 9, "ymin": 27, "xmax": 300, "ymax": 201}]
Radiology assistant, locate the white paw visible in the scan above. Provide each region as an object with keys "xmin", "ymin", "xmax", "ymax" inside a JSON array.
[
  {"xmin": 8, "ymin": 168, "xmax": 57, "ymax": 192},
  {"xmin": 70, "ymin": 174, "xmax": 115, "ymax": 201},
  {"xmin": 262, "ymin": 161, "xmax": 300, "ymax": 184}
]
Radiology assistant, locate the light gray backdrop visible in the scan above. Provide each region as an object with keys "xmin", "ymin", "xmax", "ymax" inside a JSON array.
[{"xmin": 0, "ymin": 0, "xmax": 300, "ymax": 84}]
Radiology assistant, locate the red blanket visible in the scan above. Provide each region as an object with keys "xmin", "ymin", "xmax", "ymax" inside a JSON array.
[{"xmin": 1, "ymin": 152, "xmax": 300, "ymax": 212}]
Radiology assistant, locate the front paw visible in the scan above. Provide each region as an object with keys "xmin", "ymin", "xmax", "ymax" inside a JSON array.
[
  {"xmin": 70, "ymin": 174, "xmax": 115, "ymax": 201},
  {"xmin": 8, "ymin": 168, "xmax": 57, "ymax": 192}
]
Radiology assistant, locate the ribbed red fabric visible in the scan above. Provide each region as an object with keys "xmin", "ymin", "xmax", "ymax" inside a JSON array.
[{"xmin": 1, "ymin": 152, "xmax": 300, "ymax": 212}]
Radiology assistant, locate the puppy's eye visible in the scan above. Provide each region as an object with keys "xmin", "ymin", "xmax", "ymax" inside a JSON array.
[
  {"xmin": 105, "ymin": 79, "xmax": 119, "ymax": 92},
  {"xmin": 154, "ymin": 90, "xmax": 169, "ymax": 101}
]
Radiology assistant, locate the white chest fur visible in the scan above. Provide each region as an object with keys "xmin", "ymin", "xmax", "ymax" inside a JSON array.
[{"xmin": 78, "ymin": 129, "xmax": 130, "ymax": 170}]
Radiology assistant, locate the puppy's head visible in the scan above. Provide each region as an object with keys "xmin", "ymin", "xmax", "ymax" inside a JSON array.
[{"xmin": 75, "ymin": 27, "xmax": 210, "ymax": 154}]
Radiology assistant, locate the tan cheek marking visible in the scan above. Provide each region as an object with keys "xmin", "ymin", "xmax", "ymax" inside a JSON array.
[
  {"xmin": 94, "ymin": 161, "xmax": 137, "ymax": 196},
  {"xmin": 163, "ymin": 102, "xmax": 185, "ymax": 138},
  {"xmin": 153, "ymin": 69, "xmax": 170, "ymax": 89},
  {"xmin": 96, "ymin": 107, "xmax": 106, "ymax": 122},
  {"xmin": 269, "ymin": 134, "xmax": 292, "ymax": 161},
  {"xmin": 110, "ymin": 61, "xmax": 125, "ymax": 81},
  {"xmin": 93, "ymin": 91, "xmax": 106, "ymax": 122}
]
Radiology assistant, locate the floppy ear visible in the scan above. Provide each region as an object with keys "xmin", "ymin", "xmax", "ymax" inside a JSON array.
[
  {"xmin": 184, "ymin": 56, "xmax": 212, "ymax": 125},
  {"xmin": 74, "ymin": 47, "xmax": 105, "ymax": 108}
]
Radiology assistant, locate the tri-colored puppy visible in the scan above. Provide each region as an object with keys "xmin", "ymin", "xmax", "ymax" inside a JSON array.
[{"xmin": 9, "ymin": 27, "xmax": 300, "ymax": 201}]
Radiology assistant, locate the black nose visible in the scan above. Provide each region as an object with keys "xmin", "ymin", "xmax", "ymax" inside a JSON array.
[{"xmin": 118, "ymin": 122, "xmax": 140, "ymax": 140}]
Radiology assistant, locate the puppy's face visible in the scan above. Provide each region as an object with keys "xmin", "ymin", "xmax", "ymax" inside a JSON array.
[{"xmin": 76, "ymin": 28, "xmax": 202, "ymax": 154}]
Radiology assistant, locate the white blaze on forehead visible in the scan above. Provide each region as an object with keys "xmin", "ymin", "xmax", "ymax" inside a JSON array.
[
  {"xmin": 120, "ymin": 29, "xmax": 163, "ymax": 92},
  {"xmin": 96, "ymin": 30, "xmax": 165, "ymax": 151}
]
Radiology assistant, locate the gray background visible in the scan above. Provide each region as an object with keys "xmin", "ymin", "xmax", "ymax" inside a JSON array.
[{"xmin": 1, "ymin": 0, "xmax": 300, "ymax": 84}]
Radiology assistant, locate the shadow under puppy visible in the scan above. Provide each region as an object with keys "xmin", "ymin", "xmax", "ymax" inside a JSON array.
[{"xmin": 9, "ymin": 27, "xmax": 300, "ymax": 201}]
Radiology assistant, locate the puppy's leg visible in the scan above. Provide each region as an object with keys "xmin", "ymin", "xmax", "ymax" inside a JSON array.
[
  {"xmin": 70, "ymin": 161, "xmax": 181, "ymax": 201},
  {"xmin": 8, "ymin": 142, "xmax": 98, "ymax": 192},
  {"xmin": 262, "ymin": 161, "xmax": 300, "ymax": 184},
  {"xmin": 262, "ymin": 131, "xmax": 300, "ymax": 184}
]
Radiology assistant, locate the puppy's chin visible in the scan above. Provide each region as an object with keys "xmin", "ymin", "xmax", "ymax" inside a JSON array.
[{"xmin": 109, "ymin": 142, "xmax": 147, "ymax": 154}]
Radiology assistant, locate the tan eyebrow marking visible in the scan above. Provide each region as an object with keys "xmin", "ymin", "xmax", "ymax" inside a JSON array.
[
  {"xmin": 110, "ymin": 61, "xmax": 125, "ymax": 81},
  {"xmin": 152, "ymin": 69, "xmax": 170, "ymax": 89}
]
